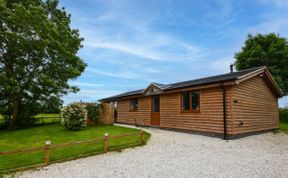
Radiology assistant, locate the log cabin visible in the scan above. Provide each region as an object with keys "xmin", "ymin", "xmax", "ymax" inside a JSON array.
[{"xmin": 100, "ymin": 66, "xmax": 284, "ymax": 139}]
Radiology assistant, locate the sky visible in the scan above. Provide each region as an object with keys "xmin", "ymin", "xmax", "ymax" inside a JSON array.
[{"xmin": 59, "ymin": 0, "xmax": 288, "ymax": 107}]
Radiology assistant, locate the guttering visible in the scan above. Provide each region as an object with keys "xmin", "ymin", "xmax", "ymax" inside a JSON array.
[{"xmin": 221, "ymin": 82, "xmax": 227, "ymax": 140}]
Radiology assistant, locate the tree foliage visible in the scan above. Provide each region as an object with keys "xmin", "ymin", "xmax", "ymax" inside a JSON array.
[
  {"xmin": 0, "ymin": 0, "xmax": 86, "ymax": 128},
  {"xmin": 41, "ymin": 96, "xmax": 63, "ymax": 113},
  {"xmin": 280, "ymin": 107, "xmax": 288, "ymax": 123},
  {"xmin": 235, "ymin": 33, "xmax": 288, "ymax": 95},
  {"xmin": 85, "ymin": 102, "xmax": 101, "ymax": 123}
]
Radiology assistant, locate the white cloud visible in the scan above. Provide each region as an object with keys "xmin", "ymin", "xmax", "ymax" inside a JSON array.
[
  {"xmin": 201, "ymin": 0, "xmax": 235, "ymax": 27},
  {"xmin": 86, "ymin": 66, "xmax": 162, "ymax": 80},
  {"xmin": 86, "ymin": 67, "xmax": 140, "ymax": 79},
  {"xmin": 62, "ymin": 89, "xmax": 120, "ymax": 105},
  {"xmin": 83, "ymin": 34, "xmax": 202, "ymax": 62},
  {"xmin": 208, "ymin": 57, "xmax": 235, "ymax": 73},
  {"xmin": 76, "ymin": 7, "xmax": 203, "ymax": 62},
  {"xmin": 279, "ymin": 96, "xmax": 288, "ymax": 107},
  {"xmin": 69, "ymin": 82, "xmax": 104, "ymax": 87},
  {"xmin": 85, "ymin": 41, "xmax": 164, "ymax": 61},
  {"xmin": 257, "ymin": 0, "xmax": 288, "ymax": 7},
  {"xmin": 248, "ymin": 18, "xmax": 288, "ymax": 36}
]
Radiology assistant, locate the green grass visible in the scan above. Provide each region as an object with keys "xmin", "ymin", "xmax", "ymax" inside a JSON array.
[
  {"xmin": 0, "ymin": 124, "xmax": 150, "ymax": 172},
  {"xmin": 34, "ymin": 114, "xmax": 60, "ymax": 118},
  {"xmin": 34, "ymin": 114, "xmax": 61, "ymax": 125},
  {"xmin": 0, "ymin": 113, "xmax": 60, "ymax": 119},
  {"xmin": 0, "ymin": 114, "xmax": 61, "ymax": 126},
  {"xmin": 279, "ymin": 121, "xmax": 288, "ymax": 133}
]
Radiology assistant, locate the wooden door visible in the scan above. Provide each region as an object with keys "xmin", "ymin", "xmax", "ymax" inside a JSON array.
[{"xmin": 151, "ymin": 95, "xmax": 160, "ymax": 126}]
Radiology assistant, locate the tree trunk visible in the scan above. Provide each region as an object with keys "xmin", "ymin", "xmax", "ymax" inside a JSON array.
[{"xmin": 9, "ymin": 94, "xmax": 20, "ymax": 129}]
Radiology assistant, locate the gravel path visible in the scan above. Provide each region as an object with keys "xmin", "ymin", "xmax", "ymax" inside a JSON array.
[{"xmin": 14, "ymin": 126, "xmax": 288, "ymax": 178}]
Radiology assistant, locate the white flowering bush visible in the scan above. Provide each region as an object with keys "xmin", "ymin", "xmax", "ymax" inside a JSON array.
[{"xmin": 61, "ymin": 103, "xmax": 88, "ymax": 130}]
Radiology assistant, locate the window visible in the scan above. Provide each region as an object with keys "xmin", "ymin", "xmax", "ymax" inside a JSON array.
[
  {"xmin": 192, "ymin": 92, "xmax": 200, "ymax": 110},
  {"xmin": 130, "ymin": 98, "xmax": 138, "ymax": 111},
  {"xmin": 180, "ymin": 91, "xmax": 200, "ymax": 112},
  {"xmin": 181, "ymin": 92, "xmax": 190, "ymax": 111}
]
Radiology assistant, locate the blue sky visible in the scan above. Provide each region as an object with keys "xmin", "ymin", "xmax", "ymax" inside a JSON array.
[{"xmin": 59, "ymin": 0, "xmax": 288, "ymax": 107}]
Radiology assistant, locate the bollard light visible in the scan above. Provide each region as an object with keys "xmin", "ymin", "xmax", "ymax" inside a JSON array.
[{"xmin": 45, "ymin": 140, "xmax": 51, "ymax": 145}]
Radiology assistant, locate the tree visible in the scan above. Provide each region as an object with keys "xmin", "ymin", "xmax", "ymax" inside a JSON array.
[
  {"xmin": 235, "ymin": 33, "xmax": 288, "ymax": 95},
  {"xmin": 0, "ymin": 0, "xmax": 86, "ymax": 128},
  {"xmin": 41, "ymin": 96, "xmax": 63, "ymax": 113}
]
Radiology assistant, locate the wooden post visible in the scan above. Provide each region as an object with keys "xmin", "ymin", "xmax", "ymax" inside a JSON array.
[
  {"xmin": 44, "ymin": 140, "xmax": 51, "ymax": 165},
  {"xmin": 140, "ymin": 130, "xmax": 144, "ymax": 145},
  {"xmin": 103, "ymin": 133, "xmax": 109, "ymax": 152}
]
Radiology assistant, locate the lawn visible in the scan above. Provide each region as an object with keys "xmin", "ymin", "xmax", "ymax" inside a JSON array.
[
  {"xmin": 280, "ymin": 122, "xmax": 288, "ymax": 133},
  {"xmin": 0, "ymin": 124, "xmax": 150, "ymax": 172}
]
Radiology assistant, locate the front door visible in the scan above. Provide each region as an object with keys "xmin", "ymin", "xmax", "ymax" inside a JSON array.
[{"xmin": 151, "ymin": 95, "xmax": 160, "ymax": 126}]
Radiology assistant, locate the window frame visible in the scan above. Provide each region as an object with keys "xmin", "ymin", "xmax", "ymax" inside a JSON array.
[
  {"xmin": 180, "ymin": 91, "xmax": 200, "ymax": 113},
  {"xmin": 129, "ymin": 98, "xmax": 138, "ymax": 112}
]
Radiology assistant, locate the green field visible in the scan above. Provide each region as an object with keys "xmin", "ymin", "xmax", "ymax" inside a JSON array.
[
  {"xmin": 0, "ymin": 114, "xmax": 59, "ymax": 119},
  {"xmin": 0, "ymin": 124, "xmax": 150, "ymax": 172},
  {"xmin": 0, "ymin": 114, "xmax": 61, "ymax": 126},
  {"xmin": 34, "ymin": 114, "xmax": 60, "ymax": 118}
]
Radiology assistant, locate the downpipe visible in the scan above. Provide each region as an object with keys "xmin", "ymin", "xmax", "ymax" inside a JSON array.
[{"xmin": 221, "ymin": 82, "xmax": 227, "ymax": 140}]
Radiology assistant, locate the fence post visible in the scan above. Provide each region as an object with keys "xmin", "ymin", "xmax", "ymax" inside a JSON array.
[
  {"xmin": 44, "ymin": 140, "xmax": 51, "ymax": 165},
  {"xmin": 103, "ymin": 133, "xmax": 109, "ymax": 152},
  {"xmin": 140, "ymin": 130, "xmax": 144, "ymax": 145}
]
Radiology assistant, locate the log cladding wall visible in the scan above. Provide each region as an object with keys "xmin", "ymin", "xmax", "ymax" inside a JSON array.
[
  {"xmin": 233, "ymin": 76, "xmax": 279, "ymax": 134},
  {"xmin": 160, "ymin": 86, "xmax": 233, "ymax": 135},
  {"xmin": 117, "ymin": 97, "xmax": 151, "ymax": 126}
]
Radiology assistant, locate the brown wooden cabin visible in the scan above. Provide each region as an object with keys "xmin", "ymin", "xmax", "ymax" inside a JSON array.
[{"xmin": 100, "ymin": 67, "xmax": 283, "ymax": 139}]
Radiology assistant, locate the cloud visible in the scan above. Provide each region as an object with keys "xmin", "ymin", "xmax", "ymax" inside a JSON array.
[
  {"xmin": 75, "ymin": 5, "xmax": 203, "ymax": 62},
  {"xmin": 248, "ymin": 18, "xmax": 288, "ymax": 36},
  {"xmin": 279, "ymin": 96, "xmax": 288, "ymax": 107},
  {"xmin": 86, "ymin": 67, "xmax": 140, "ymax": 79},
  {"xmin": 83, "ymin": 33, "xmax": 202, "ymax": 62},
  {"xmin": 207, "ymin": 57, "xmax": 235, "ymax": 73},
  {"xmin": 257, "ymin": 0, "xmax": 288, "ymax": 7},
  {"xmin": 200, "ymin": 0, "xmax": 235, "ymax": 27},
  {"xmin": 62, "ymin": 89, "xmax": 120, "ymax": 104},
  {"xmin": 69, "ymin": 82, "xmax": 104, "ymax": 87},
  {"xmin": 85, "ymin": 41, "xmax": 165, "ymax": 61},
  {"xmin": 86, "ymin": 66, "xmax": 163, "ymax": 80}
]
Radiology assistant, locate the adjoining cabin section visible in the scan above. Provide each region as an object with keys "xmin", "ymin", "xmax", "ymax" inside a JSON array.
[
  {"xmin": 100, "ymin": 66, "xmax": 283, "ymax": 139},
  {"xmin": 233, "ymin": 73, "xmax": 279, "ymax": 135},
  {"xmin": 117, "ymin": 97, "xmax": 151, "ymax": 126},
  {"xmin": 160, "ymin": 86, "xmax": 233, "ymax": 136}
]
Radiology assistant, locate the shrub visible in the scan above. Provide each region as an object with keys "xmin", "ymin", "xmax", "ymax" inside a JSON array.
[
  {"xmin": 61, "ymin": 103, "xmax": 88, "ymax": 130},
  {"xmin": 86, "ymin": 103, "xmax": 101, "ymax": 124},
  {"xmin": 280, "ymin": 107, "xmax": 288, "ymax": 123}
]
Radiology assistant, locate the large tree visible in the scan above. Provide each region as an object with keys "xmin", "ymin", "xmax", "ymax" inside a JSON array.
[
  {"xmin": 235, "ymin": 33, "xmax": 288, "ymax": 95},
  {"xmin": 0, "ymin": 0, "xmax": 86, "ymax": 128}
]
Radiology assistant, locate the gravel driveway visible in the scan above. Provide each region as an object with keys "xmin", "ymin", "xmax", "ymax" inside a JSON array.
[{"xmin": 15, "ymin": 125, "xmax": 288, "ymax": 178}]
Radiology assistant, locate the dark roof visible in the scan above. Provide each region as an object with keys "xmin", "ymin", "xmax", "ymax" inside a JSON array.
[
  {"xmin": 166, "ymin": 67, "xmax": 263, "ymax": 90},
  {"xmin": 110, "ymin": 89, "xmax": 144, "ymax": 99},
  {"xmin": 100, "ymin": 67, "xmax": 265, "ymax": 101}
]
